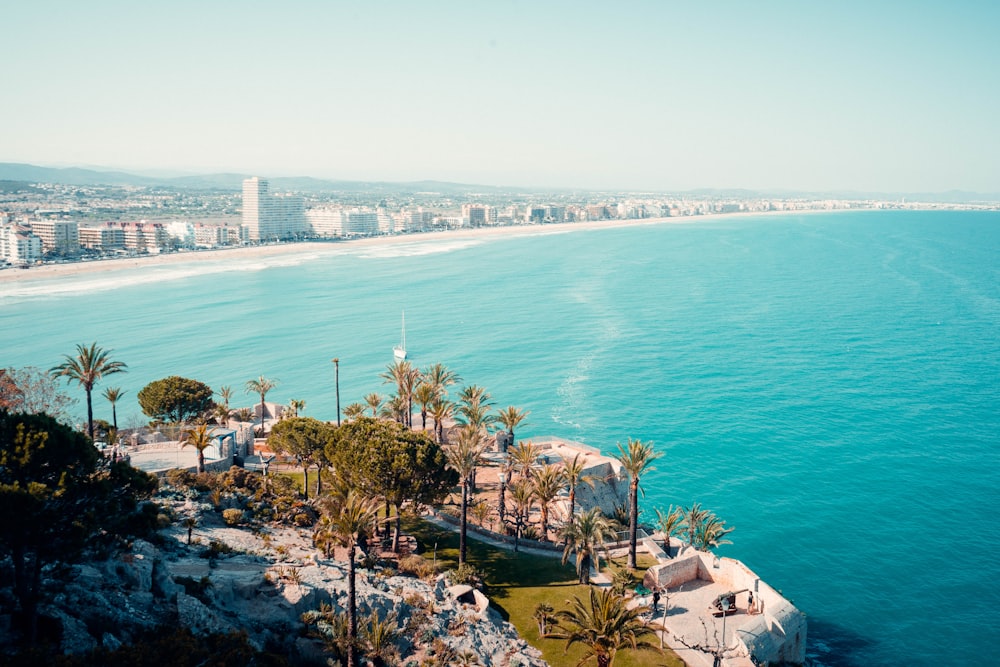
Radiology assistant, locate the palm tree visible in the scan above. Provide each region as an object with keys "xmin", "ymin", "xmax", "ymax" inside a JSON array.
[
  {"xmin": 413, "ymin": 383, "xmax": 436, "ymax": 431},
  {"xmin": 654, "ymin": 505, "xmax": 686, "ymax": 558},
  {"xmin": 681, "ymin": 503, "xmax": 709, "ymax": 554},
  {"xmin": 289, "ymin": 398, "xmax": 306, "ymax": 417},
  {"xmin": 531, "ymin": 464, "xmax": 566, "ymax": 542},
  {"xmin": 562, "ymin": 453, "xmax": 595, "ymax": 521},
  {"xmin": 102, "ymin": 386, "xmax": 125, "ymax": 431},
  {"xmin": 362, "ymin": 610, "xmax": 401, "ymax": 667},
  {"xmin": 380, "ymin": 360, "xmax": 419, "ymax": 427},
  {"xmin": 216, "ymin": 385, "xmax": 233, "ymax": 411},
  {"xmin": 508, "ymin": 478, "xmax": 535, "ymax": 552},
  {"xmin": 51, "ymin": 342, "xmax": 128, "ymax": 440},
  {"xmin": 364, "ymin": 392, "xmax": 383, "ymax": 418},
  {"xmin": 496, "ymin": 405, "xmax": 529, "ymax": 446},
  {"xmin": 428, "ymin": 398, "xmax": 454, "ymax": 444},
  {"xmin": 614, "ymin": 438, "xmax": 662, "ymax": 569},
  {"xmin": 343, "ymin": 403, "xmax": 366, "ymax": 422},
  {"xmin": 181, "ymin": 423, "xmax": 215, "ymax": 473},
  {"xmin": 509, "ymin": 440, "xmax": 541, "ymax": 480},
  {"xmin": 245, "ymin": 376, "xmax": 278, "ymax": 435},
  {"xmin": 329, "ymin": 491, "xmax": 380, "ymax": 667},
  {"xmin": 233, "ymin": 407, "xmax": 254, "ymax": 423},
  {"xmin": 446, "ymin": 426, "xmax": 485, "ymax": 565},
  {"xmin": 560, "ymin": 507, "xmax": 616, "ymax": 584},
  {"xmin": 421, "ymin": 362, "xmax": 461, "ymax": 400},
  {"xmin": 549, "ymin": 587, "xmax": 659, "ymax": 667},
  {"xmin": 380, "ymin": 395, "xmax": 408, "ymax": 424},
  {"xmin": 695, "ymin": 513, "xmax": 734, "ymax": 552}
]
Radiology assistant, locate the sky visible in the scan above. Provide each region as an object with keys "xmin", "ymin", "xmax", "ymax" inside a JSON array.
[{"xmin": 3, "ymin": 1, "xmax": 999, "ymax": 192}]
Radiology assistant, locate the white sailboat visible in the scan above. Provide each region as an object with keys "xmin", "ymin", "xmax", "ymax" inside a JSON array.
[{"xmin": 393, "ymin": 311, "xmax": 407, "ymax": 360}]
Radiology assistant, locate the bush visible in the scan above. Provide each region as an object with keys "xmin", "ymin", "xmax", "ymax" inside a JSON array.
[
  {"xmin": 293, "ymin": 512, "xmax": 313, "ymax": 527},
  {"xmin": 449, "ymin": 563, "xmax": 484, "ymax": 588},
  {"xmin": 398, "ymin": 555, "xmax": 436, "ymax": 579},
  {"xmin": 165, "ymin": 468, "xmax": 196, "ymax": 489},
  {"xmin": 519, "ymin": 525, "xmax": 540, "ymax": 542},
  {"xmin": 222, "ymin": 509, "xmax": 245, "ymax": 526}
]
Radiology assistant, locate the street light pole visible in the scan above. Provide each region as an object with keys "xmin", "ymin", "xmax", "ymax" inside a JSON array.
[
  {"xmin": 331, "ymin": 358, "xmax": 340, "ymax": 427},
  {"xmin": 718, "ymin": 596, "xmax": 731, "ymax": 667}
]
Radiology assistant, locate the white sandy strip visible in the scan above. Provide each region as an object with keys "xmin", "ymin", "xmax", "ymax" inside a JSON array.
[{"xmin": 0, "ymin": 210, "xmax": 829, "ymax": 284}]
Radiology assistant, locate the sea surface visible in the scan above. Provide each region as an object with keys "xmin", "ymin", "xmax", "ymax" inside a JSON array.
[{"xmin": 3, "ymin": 210, "xmax": 998, "ymax": 665}]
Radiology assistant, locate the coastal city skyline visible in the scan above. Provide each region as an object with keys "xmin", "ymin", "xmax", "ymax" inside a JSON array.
[{"xmin": 4, "ymin": 2, "xmax": 999, "ymax": 193}]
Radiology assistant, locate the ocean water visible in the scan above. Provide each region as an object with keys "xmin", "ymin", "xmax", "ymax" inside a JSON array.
[{"xmin": 2, "ymin": 210, "xmax": 998, "ymax": 665}]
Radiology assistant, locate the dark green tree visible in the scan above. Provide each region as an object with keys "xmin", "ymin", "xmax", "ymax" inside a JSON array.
[
  {"xmin": 137, "ymin": 376, "xmax": 214, "ymax": 425},
  {"xmin": 328, "ymin": 417, "xmax": 456, "ymax": 552},
  {"xmin": 269, "ymin": 417, "xmax": 334, "ymax": 500},
  {"xmin": 0, "ymin": 410, "xmax": 157, "ymax": 646}
]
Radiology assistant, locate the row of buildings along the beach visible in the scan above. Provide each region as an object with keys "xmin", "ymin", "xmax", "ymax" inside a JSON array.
[{"xmin": 1, "ymin": 175, "xmax": 866, "ymax": 266}]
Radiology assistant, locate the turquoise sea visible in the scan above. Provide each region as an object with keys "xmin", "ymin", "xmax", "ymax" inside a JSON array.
[{"xmin": 2, "ymin": 210, "xmax": 998, "ymax": 665}]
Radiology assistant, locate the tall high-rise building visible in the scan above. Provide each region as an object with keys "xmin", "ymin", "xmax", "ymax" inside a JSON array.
[
  {"xmin": 27, "ymin": 220, "xmax": 79, "ymax": 254},
  {"xmin": 242, "ymin": 177, "xmax": 305, "ymax": 241}
]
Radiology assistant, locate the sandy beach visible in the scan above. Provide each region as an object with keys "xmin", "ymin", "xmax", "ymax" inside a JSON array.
[{"xmin": 0, "ymin": 210, "xmax": 827, "ymax": 284}]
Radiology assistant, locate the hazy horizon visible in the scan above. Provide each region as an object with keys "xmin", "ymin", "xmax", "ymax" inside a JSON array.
[{"xmin": 3, "ymin": 2, "xmax": 999, "ymax": 192}]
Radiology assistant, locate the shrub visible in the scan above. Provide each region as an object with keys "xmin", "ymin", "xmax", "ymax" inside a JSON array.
[
  {"xmin": 519, "ymin": 525, "xmax": 540, "ymax": 542},
  {"xmin": 222, "ymin": 508, "xmax": 244, "ymax": 526},
  {"xmin": 449, "ymin": 563, "xmax": 483, "ymax": 588},
  {"xmin": 398, "ymin": 555, "xmax": 435, "ymax": 579},
  {"xmin": 165, "ymin": 468, "xmax": 197, "ymax": 489},
  {"xmin": 293, "ymin": 512, "xmax": 313, "ymax": 527}
]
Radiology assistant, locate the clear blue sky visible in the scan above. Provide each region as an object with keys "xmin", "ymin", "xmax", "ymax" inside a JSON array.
[{"xmin": 3, "ymin": 1, "xmax": 998, "ymax": 192}]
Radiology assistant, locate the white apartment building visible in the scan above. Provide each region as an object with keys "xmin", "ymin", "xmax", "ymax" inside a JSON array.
[
  {"xmin": 305, "ymin": 207, "xmax": 379, "ymax": 237},
  {"xmin": 242, "ymin": 177, "xmax": 306, "ymax": 241},
  {"xmin": 28, "ymin": 219, "xmax": 79, "ymax": 254},
  {"xmin": 0, "ymin": 224, "xmax": 43, "ymax": 265}
]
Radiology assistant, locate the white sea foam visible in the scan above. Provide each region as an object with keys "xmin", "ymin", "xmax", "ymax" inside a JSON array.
[{"xmin": 351, "ymin": 238, "xmax": 485, "ymax": 258}]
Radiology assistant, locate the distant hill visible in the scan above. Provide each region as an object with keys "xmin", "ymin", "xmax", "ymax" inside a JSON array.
[
  {"xmin": 0, "ymin": 162, "xmax": 523, "ymax": 195},
  {"xmin": 0, "ymin": 162, "xmax": 997, "ymax": 202}
]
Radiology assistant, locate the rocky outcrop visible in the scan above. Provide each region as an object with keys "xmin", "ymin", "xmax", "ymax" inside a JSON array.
[{"xmin": 5, "ymin": 502, "xmax": 547, "ymax": 666}]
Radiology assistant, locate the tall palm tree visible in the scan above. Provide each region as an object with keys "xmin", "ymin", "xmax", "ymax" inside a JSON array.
[
  {"xmin": 614, "ymin": 438, "xmax": 662, "ymax": 569},
  {"xmin": 446, "ymin": 426, "xmax": 485, "ymax": 565},
  {"xmin": 329, "ymin": 492, "xmax": 380, "ymax": 667},
  {"xmin": 245, "ymin": 376, "xmax": 278, "ymax": 435},
  {"xmin": 181, "ymin": 423, "xmax": 215, "ymax": 473},
  {"xmin": 496, "ymin": 405, "xmax": 529, "ymax": 444},
  {"xmin": 413, "ymin": 383, "xmax": 436, "ymax": 431},
  {"xmin": 428, "ymin": 398, "xmax": 454, "ymax": 444},
  {"xmin": 532, "ymin": 464, "xmax": 566, "ymax": 542},
  {"xmin": 51, "ymin": 342, "xmax": 128, "ymax": 440},
  {"xmin": 216, "ymin": 385, "xmax": 233, "ymax": 411},
  {"xmin": 509, "ymin": 440, "xmax": 542, "ymax": 480},
  {"xmin": 549, "ymin": 587, "xmax": 659, "ymax": 667},
  {"xmin": 654, "ymin": 505, "xmax": 686, "ymax": 558},
  {"xmin": 102, "ymin": 386, "xmax": 125, "ymax": 432},
  {"xmin": 562, "ymin": 453, "xmax": 595, "ymax": 521},
  {"xmin": 380, "ymin": 395, "xmax": 408, "ymax": 424},
  {"xmin": 380, "ymin": 360, "xmax": 419, "ymax": 427},
  {"xmin": 560, "ymin": 507, "xmax": 616, "ymax": 584},
  {"xmin": 364, "ymin": 392, "xmax": 383, "ymax": 418},
  {"xmin": 497, "ymin": 455, "xmax": 515, "ymax": 526},
  {"xmin": 421, "ymin": 362, "xmax": 461, "ymax": 400}
]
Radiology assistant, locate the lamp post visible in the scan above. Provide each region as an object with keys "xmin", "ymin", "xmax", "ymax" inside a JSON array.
[
  {"xmin": 717, "ymin": 596, "xmax": 731, "ymax": 667},
  {"xmin": 331, "ymin": 358, "xmax": 340, "ymax": 427},
  {"xmin": 498, "ymin": 467, "xmax": 508, "ymax": 526}
]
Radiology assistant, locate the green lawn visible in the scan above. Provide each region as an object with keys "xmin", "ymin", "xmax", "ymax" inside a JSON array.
[{"xmin": 401, "ymin": 517, "xmax": 684, "ymax": 667}]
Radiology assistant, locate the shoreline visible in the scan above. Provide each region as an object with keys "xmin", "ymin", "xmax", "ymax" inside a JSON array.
[{"xmin": 0, "ymin": 208, "xmax": 847, "ymax": 284}]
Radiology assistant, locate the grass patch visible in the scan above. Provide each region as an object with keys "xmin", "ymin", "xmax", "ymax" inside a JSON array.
[{"xmin": 401, "ymin": 517, "xmax": 683, "ymax": 667}]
